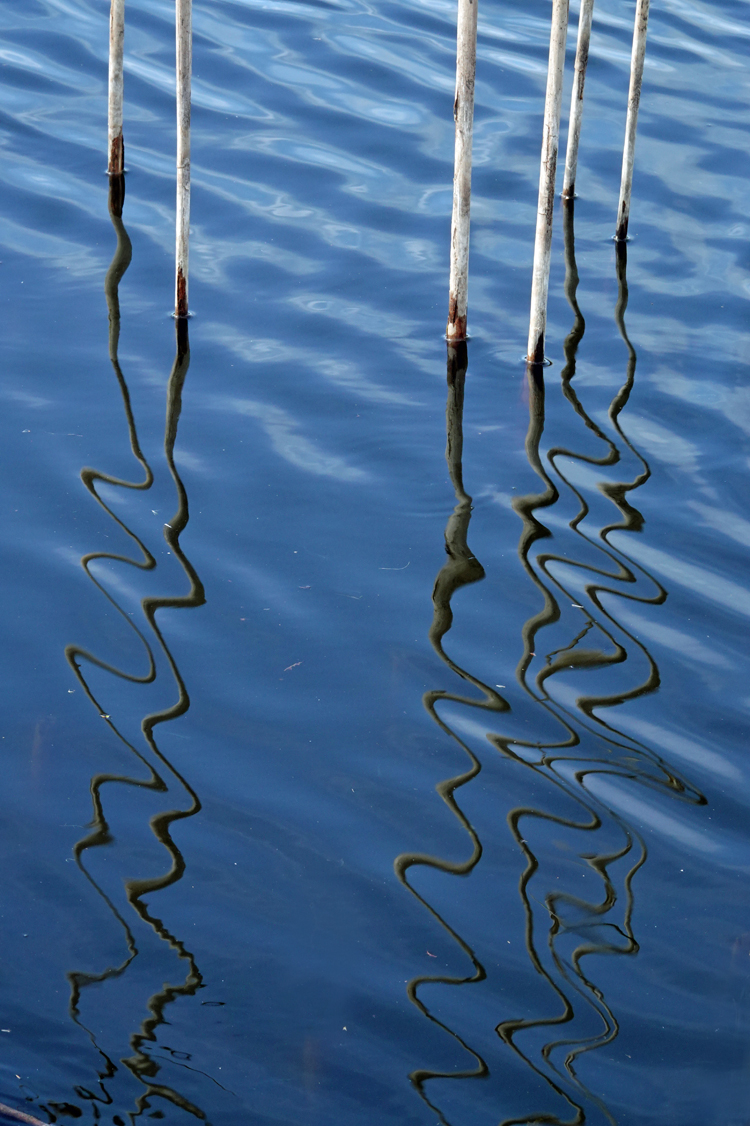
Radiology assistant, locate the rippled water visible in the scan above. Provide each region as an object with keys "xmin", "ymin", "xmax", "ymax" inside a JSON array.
[{"xmin": 0, "ymin": 0, "xmax": 749, "ymax": 1122}]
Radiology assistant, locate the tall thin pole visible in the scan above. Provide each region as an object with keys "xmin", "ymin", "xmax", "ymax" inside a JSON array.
[
  {"xmin": 616, "ymin": 0, "xmax": 650, "ymax": 241},
  {"xmin": 108, "ymin": 0, "xmax": 125, "ymax": 176},
  {"xmin": 445, "ymin": 0, "xmax": 478, "ymax": 343},
  {"xmin": 527, "ymin": 0, "xmax": 570, "ymax": 365},
  {"xmin": 175, "ymin": 0, "xmax": 192, "ymax": 318},
  {"xmin": 562, "ymin": 0, "xmax": 595, "ymax": 200}
]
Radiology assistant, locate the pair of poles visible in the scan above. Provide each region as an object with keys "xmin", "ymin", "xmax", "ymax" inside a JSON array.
[
  {"xmin": 445, "ymin": 0, "xmax": 651, "ymax": 361},
  {"xmin": 107, "ymin": 0, "xmax": 193, "ymax": 319}
]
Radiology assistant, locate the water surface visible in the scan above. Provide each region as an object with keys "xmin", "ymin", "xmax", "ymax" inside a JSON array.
[{"xmin": 0, "ymin": 0, "xmax": 749, "ymax": 1123}]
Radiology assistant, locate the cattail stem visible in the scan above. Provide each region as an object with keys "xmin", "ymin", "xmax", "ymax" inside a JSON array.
[
  {"xmin": 445, "ymin": 0, "xmax": 478, "ymax": 343},
  {"xmin": 175, "ymin": 0, "xmax": 192, "ymax": 319},
  {"xmin": 527, "ymin": 0, "xmax": 570, "ymax": 365},
  {"xmin": 562, "ymin": 0, "xmax": 594, "ymax": 199},
  {"xmin": 616, "ymin": 0, "xmax": 649, "ymax": 241},
  {"xmin": 108, "ymin": 0, "xmax": 125, "ymax": 176}
]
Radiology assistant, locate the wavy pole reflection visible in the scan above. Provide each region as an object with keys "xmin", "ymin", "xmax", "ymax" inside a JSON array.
[
  {"xmin": 400, "ymin": 209, "xmax": 705, "ymax": 1125},
  {"xmin": 50, "ymin": 178, "xmax": 208, "ymax": 1124},
  {"xmin": 395, "ymin": 342, "xmax": 509, "ymax": 1125}
]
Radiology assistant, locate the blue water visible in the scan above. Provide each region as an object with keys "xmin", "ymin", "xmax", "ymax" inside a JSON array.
[{"xmin": 0, "ymin": 0, "xmax": 749, "ymax": 1122}]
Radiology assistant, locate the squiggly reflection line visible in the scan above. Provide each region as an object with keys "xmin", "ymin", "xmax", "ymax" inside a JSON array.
[
  {"xmin": 399, "ymin": 201, "xmax": 705, "ymax": 1126},
  {"xmin": 58, "ymin": 178, "xmax": 209, "ymax": 1123}
]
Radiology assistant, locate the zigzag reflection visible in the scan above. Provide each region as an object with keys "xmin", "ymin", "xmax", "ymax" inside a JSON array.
[
  {"xmin": 395, "ymin": 341, "xmax": 502, "ymax": 1125},
  {"xmin": 400, "ymin": 203, "xmax": 705, "ymax": 1125},
  {"xmin": 56, "ymin": 177, "xmax": 208, "ymax": 1124}
]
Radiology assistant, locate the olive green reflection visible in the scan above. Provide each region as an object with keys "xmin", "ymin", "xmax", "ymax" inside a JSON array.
[
  {"xmin": 396, "ymin": 342, "xmax": 504, "ymax": 1126},
  {"xmin": 399, "ymin": 203, "xmax": 705, "ymax": 1126},
  {"xmin": 58, "ymin": 176, "xmax": 211, "ymax": 1124}
]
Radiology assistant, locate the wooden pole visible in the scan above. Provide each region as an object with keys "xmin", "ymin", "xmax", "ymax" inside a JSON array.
[
  {"xmin": 445, "ymin": 0, "xmax": 478, "ymax": 343},
  {"xmin": 562, "ymin": 0, "xmax": 594, "ymax": 199},
  {"xmin": 527, "ymin": 0, "xmax": 570, "ymax": 365},
  {"xmin": 107, "ymin": 0, "xmax": 125, "ymax": 176},
  {"xmin": 175, "ymin": 0, "xmax": 192, "ymax": 318},
  {"xmin": 616, "ymin": 0, "xmax": 650, "ymax": 241}
]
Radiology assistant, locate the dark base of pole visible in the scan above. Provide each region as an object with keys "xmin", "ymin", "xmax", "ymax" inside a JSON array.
[
  {"xmin": 615, "ymin": 206, "xmax": 629, "ymax": 243},
  {"xmin": 175, "ymin": 268, "xmax": 189, "ymax": 319},
  {"xmin": 108, "ymin": 172, "xmax": 126, "ymax": 219},
  {"xmin": 175, "ymin": 313, "xmax": 189, "ymax": 358},
  {"xmin": 446, "ymin": 339, "xmax": 468, "ymax": 386},
  {"xmin": 526, "ymin": 331, "xmax": 546, "ymax": 367},
  {"xmin": 108, "ymin": 133, "xmax": 124, "ymax": 178},
  {"xmin": 446, "ymin": 295, "xmax": 468, "ymax": 342}
]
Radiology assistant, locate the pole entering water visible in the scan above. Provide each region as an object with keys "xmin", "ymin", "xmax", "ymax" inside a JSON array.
[
  {"xmin": 445, "ymin": 0, "xmax": 478, "ymax": 343},
  {"xmin": 616, "ymin": 0, "xmax": 650, "ymax": 241},
  {"xmin": 175, "ymin": 0, "xmax": 192, "ymax": 318},
  {"xmin": 562, "ymin": 0, "xmax": 594, "ymax": 199},
  {"xmin": 108, "ymin": 0, "xmax": 125, "ymax": 176},
  {"xmin": 526, "ymin": 0, "xmax": 570, "ymax": 365}
]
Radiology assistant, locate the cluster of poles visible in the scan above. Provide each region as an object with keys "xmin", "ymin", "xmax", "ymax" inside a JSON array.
[
  {"xmin": 105, "ymin": 0, "xmax": 647, "ymax": 351},
  {"xmin": 445, "ymin": 0, "xmax": 651, "ymax": 362},
  {"xmin": 107, "ymin": 0, "xmax": 192, "ymax": 319}
]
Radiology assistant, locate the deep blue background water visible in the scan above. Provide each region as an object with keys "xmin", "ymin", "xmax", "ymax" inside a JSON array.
[{"xmin": 0, "ymin": 0, "xmax": 749, "ymax": 1122}]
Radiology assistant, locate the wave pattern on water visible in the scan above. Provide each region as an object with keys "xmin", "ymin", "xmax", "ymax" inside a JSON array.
[{"xmin": 0, "ymin": 0, "xmax": 749, "ymax": 1122}]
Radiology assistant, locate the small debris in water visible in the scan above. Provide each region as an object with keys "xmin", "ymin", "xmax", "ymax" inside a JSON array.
[
  {"xmin": 427, "ymin": 951, "xmax": 437, "ymax": 958},
  {"xmin": 99, "ymin": 713, "xmax": 110, "ymax": 719},
  {"xmin": 283, "ymin": 662, "xmax": 302, "ymax": 672}
]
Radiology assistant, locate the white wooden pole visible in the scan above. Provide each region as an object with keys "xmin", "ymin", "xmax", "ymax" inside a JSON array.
[
  {"xmin": 107, "ymin": 0, "xmax": 125, "ymax": 176},
  {"xmin": 175, "ymin": 0, "xmax": 192, "ymax": 318},
  {"xmin": 616, "ymin": 0, "xmax": 650, "ymax": 241},
  {"xmin": 527, "ymin": 0, "xmax": 570, "ymax": 365},
  {"xmin": 445, "ymin": 0, "xmax": 478, "ymax": 343},
  {"xmin": 562, "ymin": 0, "xmax": 594, "ymax": 199}
]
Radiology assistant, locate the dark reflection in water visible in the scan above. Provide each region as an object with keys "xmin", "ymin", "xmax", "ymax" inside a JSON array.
[
  {"xmin": 51, "ymin": 178, "xmax": 208, "ymax": 1124},
  {"xmin": 399, "ymin": 205, "xmax": 706, "ymax": 1125},
  {"xmin": 395, "ymin": 342, "xmax": 501, "ymax": 1125}
]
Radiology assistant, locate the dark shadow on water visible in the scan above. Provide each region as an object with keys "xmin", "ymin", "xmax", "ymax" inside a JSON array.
[
  {"xmin": 23, "ymin": 176, "xmax": 212, "ymax": 1125},
  {"xmin": 399, "ymin": 201, "xmax": 706, "ymax": 1126}
]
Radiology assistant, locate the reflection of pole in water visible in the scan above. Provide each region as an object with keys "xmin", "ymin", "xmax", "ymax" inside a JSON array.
[
  {"xmin": 527, "ymin": 0, "xmax": 569, "ymax": 365},
  {"xmin": 490, "ymin": 203, "xmax": 706, "ymax": 1126},
  {"xmin": 445, "ymin": 0, "xmax": 477, "ymax": 344},
  {"xmin": 397, "ymin": 342, "xmax": 520, "ymax": 1125},
  {"xmin": 616, "ymin": 0, "xmax": 650, "ymax": 241},
  {"xmin": 56, "ymin": 178, "xmax": 208, "ymax": 1123}
]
